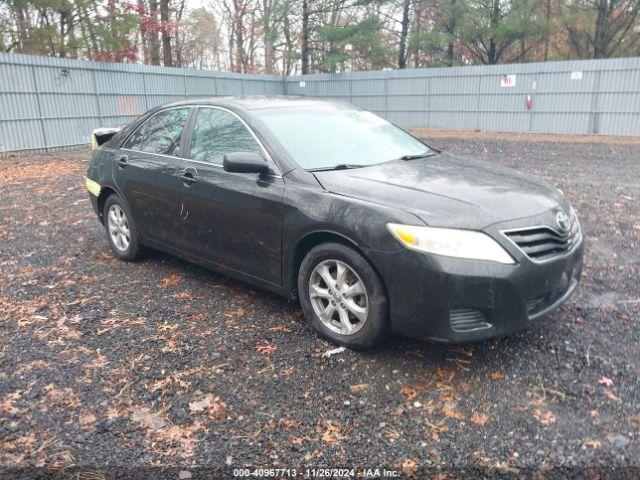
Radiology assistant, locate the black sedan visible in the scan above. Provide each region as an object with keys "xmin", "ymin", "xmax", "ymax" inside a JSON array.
[{"xmin": 86, "ymin": 97, "xmax": 583, "ymax": 349}]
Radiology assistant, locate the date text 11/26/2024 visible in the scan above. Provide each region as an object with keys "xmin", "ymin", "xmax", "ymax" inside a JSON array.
[{"xmin": 232, "ymin": 468, "xmax": 401, "ymax": 478}]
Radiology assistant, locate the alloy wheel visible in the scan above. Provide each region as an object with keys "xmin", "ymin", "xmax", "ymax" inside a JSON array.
[
  {"xmin": 309, "ymin": 259, "xmax": 368, "ymax": 335},
  {"xmin": 107, "ymin": 204, "xmax": 131, "ymax": 252}
]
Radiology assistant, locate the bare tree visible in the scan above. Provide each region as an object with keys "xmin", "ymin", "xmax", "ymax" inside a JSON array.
[
  {"xmin": 561, "ymin": 0, "xmax": 640, "ymax": 59},
  {"xmin": 160, "ymin": 0, "xmax": 173, "ymax": 66},
  {"xmin": 398, "ymin": 0, "xmax": 410, "ymax": 68}
]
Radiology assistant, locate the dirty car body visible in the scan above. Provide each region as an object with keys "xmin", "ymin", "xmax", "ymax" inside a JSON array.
[{"xmin": 86, "ymin": 97, "xmax": 583, "ymax": 346}]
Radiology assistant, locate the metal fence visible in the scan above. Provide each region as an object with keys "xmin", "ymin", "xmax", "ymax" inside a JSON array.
[
  {"xmin": 1, "ymin": 53, "xmax": 639, "ymax": 153},
  {"xmin": 286, "ymin": 57, "xmax": 640, "ymax": 136},
  {"xmin": 0, "ymin": 52, "xmax": 284, "ymax": 153}
]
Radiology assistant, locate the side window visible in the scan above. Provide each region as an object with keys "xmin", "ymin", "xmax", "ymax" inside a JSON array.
[
  {"xmin": 190, "ymin": 108, "xmax": 262, "ymax": 166},
  {"xmin": 123, "ymin": 108, "xmax": 189, "ymax": 156}
]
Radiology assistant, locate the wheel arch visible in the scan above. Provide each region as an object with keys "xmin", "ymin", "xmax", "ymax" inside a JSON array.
[
  {"xmin": 286, "ymin": 230, "xmax": 387, "ymax": 301},
  {"xmin": 96, "ymin": 186, "xmax": 119, "ymax": 224}
]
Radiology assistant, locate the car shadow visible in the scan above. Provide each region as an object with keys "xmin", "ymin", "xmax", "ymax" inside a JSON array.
[{"xmin": 136, "ymin": 246, "xmax": 551, "ymax": 371}]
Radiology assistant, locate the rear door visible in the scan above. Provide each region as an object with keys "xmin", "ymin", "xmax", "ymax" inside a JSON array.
[
  {"xmin": 115, "ymin": 107, "xmax": 191, "ymax": 245},
  {"xmin": 175, "ymin": 106, "xmax": 284, "ymax": 285}
]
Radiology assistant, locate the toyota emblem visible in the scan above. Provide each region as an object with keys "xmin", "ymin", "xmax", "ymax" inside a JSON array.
[{"xmin": 556, "ymin": 211, "xmax": 570, "ymax": 233}]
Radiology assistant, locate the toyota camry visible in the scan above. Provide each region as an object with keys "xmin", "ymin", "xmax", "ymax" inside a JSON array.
[{"xmin": 86, "ymin": 97, "xmax": 583, "ymax": 349}]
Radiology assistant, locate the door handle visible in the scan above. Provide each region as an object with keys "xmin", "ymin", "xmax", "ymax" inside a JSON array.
[
  {"xmin": 179, "ymin": 171, "xmax": 198, "ymax": 186},
  {"xmin": 117, "ymin": 155, "xmax": 128, "ymax": 169}
]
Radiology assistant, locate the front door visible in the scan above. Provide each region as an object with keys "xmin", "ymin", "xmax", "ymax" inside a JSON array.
[
  {"xmin": 175, "ymin": 106, "xmax": 284, "ymax": 285},
  {"xmin": 114, "ymin": 107, "xmax": 190, "ymax": 245}
]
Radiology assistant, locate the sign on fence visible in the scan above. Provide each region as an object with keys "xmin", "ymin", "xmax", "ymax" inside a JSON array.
[{"xmin": 500, "ymin": 74, "xmax": 517, "ymax": 88}]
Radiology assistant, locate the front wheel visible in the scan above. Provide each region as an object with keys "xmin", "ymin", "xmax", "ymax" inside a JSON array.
[
  {"xmin": 103, "ymin": 194, "xmax": 142, "ymax": 261},
  {"xmin": 298, "ymin": 243, "xmax": 389, "ymax": 350}
]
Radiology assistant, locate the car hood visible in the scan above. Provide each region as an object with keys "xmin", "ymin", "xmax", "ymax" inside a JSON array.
[{"xmin": 312, "ymin": 152, "xmax": 567, "ymax": 230}]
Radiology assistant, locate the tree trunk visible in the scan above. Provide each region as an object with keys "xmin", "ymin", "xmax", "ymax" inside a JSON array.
[
  {"xmin": 160, "ymin": 0, "xmax": 173, "ymax": 66},
  {"xmin": 15, "ymin": 7, "xmax": 27, "ymax": 53},
  {"xmin": 233, "ymin": 0, "xmax": 246, "ymax": 72},
  {"xmin": 301, "ymin": 0, "xmax": 310, "ymax": 74},
  {"xmin": 149, "ymin": 0, "xmax": 161, "ymax": 65},
  {"xmin": 593, "ymin": 0, "xmax": 608, "ymax": 58},
  {"xmin": 446, "ymin": 0, "xmax": 456, "ymax": 66},
  {"xmin": 398, "ymin": 0, "xmax": 410, "ymax": 69},
  {"xmin": 262, "ymin": 0, "xmax": 274, "ymax": 74},
  {"xmin": 283, "ymin": 14, "xmax": 294, "ymax": 74},
  {"xmin": 138, "ymin": 0, "xmax": 149, "ymax": 63},
  {"xmin": 543, "ymin": 0, "xmax": 551, "ymax": 61},
  {"xmin": 487, "ymin": 0, "xmax": 500, "ymax": 64},
  {"xmin": 411, "ymin": 0, "xmax": 420, "ymax": 67}
]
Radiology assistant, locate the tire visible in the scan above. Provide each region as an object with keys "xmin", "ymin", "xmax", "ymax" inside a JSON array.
[
  {"xmin": 103, "ymin": 194, "xmax": 142, "ymax": 261},
  {"xmin": 298, "ymin": 242, "xmax": 389, "ymax": 350}
]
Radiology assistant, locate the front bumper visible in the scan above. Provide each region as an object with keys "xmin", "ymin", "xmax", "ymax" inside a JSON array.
[{"xmin": 364, "ymin": 224, "xmax": 584, "ymax": 343}]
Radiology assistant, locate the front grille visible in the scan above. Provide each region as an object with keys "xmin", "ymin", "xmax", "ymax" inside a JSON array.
[
  {"xmin": 503, "ymin": 219, "xmax": 581, "ymax": 262},
  {"xmin": 449, "ymin": 308, "xmax": 492, "ymax": 332}
]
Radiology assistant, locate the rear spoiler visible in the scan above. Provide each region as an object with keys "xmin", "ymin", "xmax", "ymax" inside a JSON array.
[{"xmin": 91, "ymin": 127, "xmax": 123, "ymax": 149}]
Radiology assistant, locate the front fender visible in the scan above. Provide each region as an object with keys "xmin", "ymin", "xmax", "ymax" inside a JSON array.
[{"xmin": 281, "ymin": 186, "xmax": 425, "ymax": 296}]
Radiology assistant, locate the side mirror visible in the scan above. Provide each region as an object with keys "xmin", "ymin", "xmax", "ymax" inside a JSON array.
[{"xmin": 223, "ymin": 152, "xmax": 270, "ymax": 175}]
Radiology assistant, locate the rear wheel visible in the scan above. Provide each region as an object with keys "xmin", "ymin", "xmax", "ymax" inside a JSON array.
[
  {"xmin": 103, "ymin": 194, "xmax": 142, "ymax": 261},
  {"xmin": 298, "ymin": 243, "xmax": 389, "ymax": 349}
]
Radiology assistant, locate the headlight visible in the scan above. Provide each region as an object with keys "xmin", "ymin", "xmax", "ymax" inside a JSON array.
[{"xmin": 386, "ymin": 223, "xmax": 515, "ymax": 264}]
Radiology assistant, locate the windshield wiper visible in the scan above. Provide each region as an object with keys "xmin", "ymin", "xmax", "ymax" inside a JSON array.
[
  {"xmin": 396, "ymin": 151, "xmax": 435, "ymax": 161},
  {"xmin": 308, "ymin": 163, "xmax": 367, "ymax": 172}
]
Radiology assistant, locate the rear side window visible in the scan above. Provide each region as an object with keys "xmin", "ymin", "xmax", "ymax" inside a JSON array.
[
  {"xmin": 190, "ymin": 108, "xmax": 261, "ymax": 165},
  {"xmin": 123, "ymin": 108, "xmax": 189, "ymax": 156}
]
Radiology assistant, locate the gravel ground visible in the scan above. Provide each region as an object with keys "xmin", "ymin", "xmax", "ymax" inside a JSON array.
[{"xmin": 0, "ymin": 133, "xmax": 639, "ymax": 478}]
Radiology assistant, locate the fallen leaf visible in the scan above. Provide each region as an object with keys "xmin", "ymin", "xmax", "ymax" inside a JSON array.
[
  {"xmin": 269, "ymin": 325, "xmax": 290, "ymax": 332},
  {"xmin": 256, "ymin": 342, "xmax": 277, "ymax": 354},
  {"xmin": 400, "ymin": 458, "xmax": 419, "ymax": 474},
  {"xmin": 583, "ymin": 439, "xmax": 602, "ymax": 449},
  {"xmin": 532, "ymin": 409, "xmax": 556, "ymax": 426},
  {"xmin": 131, "ymin": 408, "xmax": 167, "ymax": 431},
  {"xmin": 442, "ymin": 406, "xmax": 465, "ymax": 421},
  {"xmin": 603, "ymin": 388, "xmax": 622, "ymax": 403},
  {"xmin": 80, "ymin": 412, "xmax": 97, "ymax": 425},
  {"xmin": 189, "ymin": 396, "xmax": 213, "ymax": 413},
  {"xmin": 597, "ymin": 376, "xmax": 614, "ymax": 387},
  {"xmin": 350, "ymin": 383, "xmax": 370, "ymax": 392},
  {"xmin": 158, "ymin": 272, "xmax": 181, "ymax": 287},
  {"xmin": 400, "ymin": 386, "xmax": 418, "ymax": 401},
  {"xmin": 471, "ymin": 412, "xmax": 489, "ymax": 426},
  {"xmin": 321, "ymin": 421, "xmax": 344, "ymax": 446},
  {"xmin": 189, "ymin": 394, "xmax": 226, "ymax": 417}
]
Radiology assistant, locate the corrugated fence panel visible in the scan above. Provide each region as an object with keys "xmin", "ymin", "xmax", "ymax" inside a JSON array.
[
  {"xmin": 1, "ymin": 53, "xmax": 639, "ymax": 152},
  {"xmin": 287, "ymin": 57, "xmax": 640, "ymax": 137},
  {"xmin": 0, "ymin": 53, "xmax": 284, "ymax": 152}
]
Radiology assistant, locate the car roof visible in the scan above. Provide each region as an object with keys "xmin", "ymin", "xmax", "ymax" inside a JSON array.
[{"xmin": 159, "ymin": 96, "xmax": 347, "ymax": 112}]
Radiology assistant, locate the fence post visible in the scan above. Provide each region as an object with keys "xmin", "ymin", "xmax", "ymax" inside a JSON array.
[
  {"xmin": 475, "ymin": 74, "xmax": 481, "ymax": 131},
  {"xmin": 425, "ymin": 75, "xmax": 430, "ymax": 129},
  {"xmin": 383, "ymin": 73, "xmax": 389, "ymax": 120},
  {"xmin": 183, "ymin": 71, "xmax": 188, "ymax": 99},
  {"xmin": 30, "ymin": 65, "xmax": 49, "ymax": 151},
  {"xmin": 142, "ymin": 73, "xmax": 149, "ymax": 112},
  {"xmin": 589, "ymin": 69, "xmax": 602, "ymax": 135},
  {"xmin": 91, "ymin": 69, "xmax": 103, "ymax": 127},
  {"xmin": 528, "ymin": 72, "xmax": 538, "ymax": 133}
]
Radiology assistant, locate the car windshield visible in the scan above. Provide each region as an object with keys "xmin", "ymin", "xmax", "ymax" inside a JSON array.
[{"xmin": 254, "ymin": 104, "xmax": 433, "ymax": 170}]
